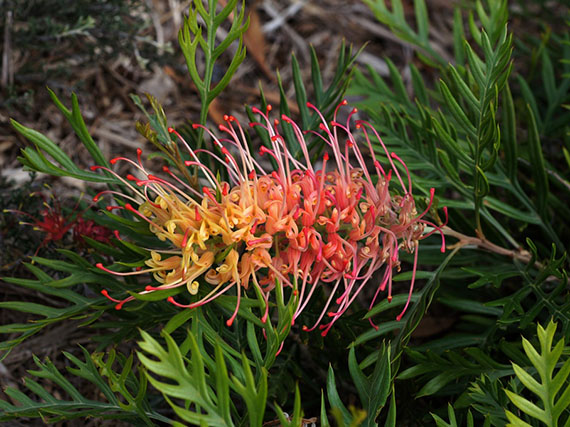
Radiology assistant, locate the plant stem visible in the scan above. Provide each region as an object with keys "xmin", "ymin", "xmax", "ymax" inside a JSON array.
[{"xmin": 443, "ymin": 226, "xmax": 532, "ymax": 264}]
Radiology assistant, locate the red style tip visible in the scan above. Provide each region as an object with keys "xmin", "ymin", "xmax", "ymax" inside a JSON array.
[
  {"xmin": 168, "ymin": 127, "xmax": 175, "ymax": 133},
  {"xmin": 92, "ymin": 196, "xmax": 99, "ymax": 202},
  {"xmin": 96, "ymin": 263, "xmax": 104, "ymax": 269},
  {"xmin": 223, "ymin": 114, "xmax": 229, "ymax": 121},
  {"xmin": 274, "ymin": 118, "xmax": 280, "ymax": 126},
  {"xmin": 115, "ymin": 303, "xmax": 123, "ymax": 310},
  {"xmin": 90, "ymin": 166, "xmax": 99, "ymax": 171},
  {"xmin": 110, "ymin": 158, "xmax": 118, "ymax": 165},
  {"xmin": 137, "ymin": 148, "xmax": 142, "ymax": 155},
  {"xmin": 113, "ymin": 230, "xmax": 121, "ymax": 240},
  {"xmin": 162, "ymin": 166, "xmax": 169, "ymax": 172},
  {"xmin": 387, "ymin": 295, "xmax": 393, "ymax": 302},
  {"xmin": 396, "ymin": 314, "xmax": 404, "ymax": 321},
  {"xmin": 351, "ymin": 108, "xmax": 358, "ymax": 113},
  {"xmin": 126, "ymin": 174, "xmax": 136, "ymax": 181},
  {"xmin": 184, "ymin": 160, "xmax": 192, "ymax": 166},
  {"xmin": 302, "ymin": 325, "xmax": 309, "ymax": 331},
  {"xmin": 101, "ymin": 289, "xmax": 109, "ymax": 296},
  {"xmin": 323, "ymin": 152, "xmax": 329, "ymax": 161},
  {"xmin": 341, "ymin": 99, "xmax": 348, "ymax": 105},
  {"xmin": 192, "ymin": 123, "xmax": 199, "ymax": 129},
  {"xmin": 226, "ymin": 318, "xmax": 234, "ymax": 327},
  {"xmin": 145, "ymin": 285, "xmax": 154, "ymax": 291},
  {"xmin": 293, "ymin": 289, "xmax": 298, "ymax": 296},
  {"xmin": 167, "ymin": 296, "xmax": 175, "ymax": 304},
  {"xmin": 442, "ymin": 206, "xmax": 449, "ymax": 224},
  {"xmin": 266, "ymin": 104, "xmax": 272, "ymax": 112}
]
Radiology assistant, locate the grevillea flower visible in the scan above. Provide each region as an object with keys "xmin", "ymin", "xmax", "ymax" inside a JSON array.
[
  {"xmin": 94, "ymin": 101, "xmax": 447, "ymax": 335},
  {"xmin": 4, "ymin": 192, "xmax": 112, "ymax": 255}
]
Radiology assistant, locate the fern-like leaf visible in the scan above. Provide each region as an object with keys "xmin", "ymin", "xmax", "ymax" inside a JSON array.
[
  {"xmin": 0, "ymin": 347, "xmax": 167, "ymax": 424},
  {"xmin": 505, "ymin": 320, "xmax": 570, "ymax": 427}
]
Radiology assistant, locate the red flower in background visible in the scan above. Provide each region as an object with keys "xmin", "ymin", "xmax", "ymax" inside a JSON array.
[
  {"xmin": 73, "ymin": 217, "xmax": 113, "ymax": 245},
  {"xmin": 4, "ymin": 192, "xmax": 112, "ymax": 255}
]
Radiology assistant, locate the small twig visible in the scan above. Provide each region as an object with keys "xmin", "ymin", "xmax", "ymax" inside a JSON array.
[
  {"xmin": 443, "ymin": 226, "xmax": 534, "ymax": 265},
  {"xmin": 443, "ymin": 225, "xmax": 570, "ymax": 284},
  {"xmin": 1, "ymin": 10, "xmax": 14, "ymax": 88}
]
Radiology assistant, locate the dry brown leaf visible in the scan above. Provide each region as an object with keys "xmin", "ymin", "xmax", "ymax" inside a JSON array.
[{"xmin": 243, "ymin": 1, "xmax": 275, "ymax": 81}]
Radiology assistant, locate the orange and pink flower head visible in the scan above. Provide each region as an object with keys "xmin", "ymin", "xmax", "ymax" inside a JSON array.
[{"xmin": 93, "ymin": 101, "xmax": 446, "ymax": 336}]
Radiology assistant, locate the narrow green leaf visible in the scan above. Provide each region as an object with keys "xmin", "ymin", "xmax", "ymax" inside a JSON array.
[
  {"xmin": 505, "ymin": 390, "xmax": 547, "ymax": 423},
  {"xmin": 541, "ymin": 51, "xmax": 556, "ymax": 104},
  {"xmin": 453, "ymin": 8, "xmax": 466, "ymax": 64},
  {"xmin": 414, "ymin": 0, "xmax": 429, "ymax": 41},
  {"xmin": 327, "ymin": 365, "xmax": 351, "ymax": 425},
  {"xmin": 525, "ymin": 104, "xmax": 549, "ymax": 215},
  {"xmin": 439, "ymin": 81, "xmax": 477, "ymax": 137},
  {"xmin": 11, "ymin": 120, "xmax": 78, "ymax": 171},
  {"xmin": 501, "ymin": 84, "xmax": 517, "ymax": 181},
  {"xmin": 47, "ymin": 89, "xmax": 109, "ymax": 168}
]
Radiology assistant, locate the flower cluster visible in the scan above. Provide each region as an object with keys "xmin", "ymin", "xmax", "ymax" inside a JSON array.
[
  {"xmin": 5, "ymin": 192, "xmax": 112, "ymax": 255},
  {"xmin": 94, "ymin": 101, "xmax": 446, "ymax": 335}
]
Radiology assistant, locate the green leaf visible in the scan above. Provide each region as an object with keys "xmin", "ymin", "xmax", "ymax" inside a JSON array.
[
  {"xmin": 348, "ymin": 344, "xmax": 391, "ymax": 426},
  {"xmin": 178, "ymin": 0, "xmax": 249, "ymax": 150},
  {"xmin": 363, "ymin": 0, "xmax": 445, "ymax": 65},
  {"xmin": 0, "ymin": 347, "xmax": 165, "ymax": 424},
  {"xmin": 414, "ymin": 0, "xmax": 429, "ymax": 41},
  {"xmin": 47, "ymin": 89, "xmax": 109, "ymax": 167},
  {"xmin": 327, "ymin": 364, "xmax": 352, "ymax": 426},
  {"xmin": 505, "ymin": 320, "xmax": 570, "ymax": 427},
  {"xmin": 501, "ymin": 84, "xmax": 517, "ymax": 181},
  {"xmin": 137, "ymin": 329, "xmax": 230, "ymax": 426},
  {"xmin": 525, "ymin": 103, "xmax": 549, "ymax": 216}
]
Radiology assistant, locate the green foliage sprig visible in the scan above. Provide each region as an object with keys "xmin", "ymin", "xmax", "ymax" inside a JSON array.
[
  {"xmin": 179, "ymin": 0, "xmax": 249, "ymax": 150},
  {"xmin": 505, "ymin": 320, "xmax": 570, "ymax": 427},
  {"xmin": 0, "ymin": 347, "xmax": 168, "ymax": 424}
]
